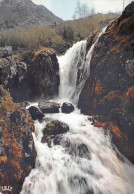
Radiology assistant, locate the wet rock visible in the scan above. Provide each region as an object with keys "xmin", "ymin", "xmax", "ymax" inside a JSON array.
[
  {"xmin": 28, "ymin": 106, "xmax": 44, "ymax": 121},
  {"xmin": 43, "ymin": 120, "xmax": 69, "ymax": 136},
  {"xmin": 39, "ymin": 101, "xmax": 60, "ymax": 114},
  {"xmin": 86, "ymin": 31, "xmax": 98, "ymax": 53},
  {"xmin": 53, "ymin": 135, "xmax": 63, "ymax": 145},
  {"xmin": 61, "ymin": 102, "xmax": 74, "ymax": 114},
  {"xmin": 61, "ymin": 137, "xmax": 91, "ymax": 159},
  {"xmin": 78, "ymin": 2, "xmax": 134, "ymax": 163},
  {"xmin": 69, "ymin": 176, "xmax": 94, "ymax": 194}
]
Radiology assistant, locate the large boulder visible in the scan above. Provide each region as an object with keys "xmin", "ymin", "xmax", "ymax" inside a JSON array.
[
  {"xmin": 28, "ymin": 106, "xmax": 44, "ymax": 121},
  {"xmin": 21, "ymin": 48, "xmax": 60, "ymax": 101},
  {"xmin": 39, "ymin": 101, "xmax": 60, "ymax": 114},
  {"xmin": 42, "ymin": 120, "xmax": 69, "ymax": 143},
  {"xmin": 0, "ymin": 47, "xmax": 60, "ymax": 102},
  {"xmin": 0, "ymin": 86, "xmax": 36, "ymax": 194},
  {"xmin": 0, "ymin": 46, "xmax": 12, "ymax": 58},
  {"xmin": 78, "ymin": 2, "xmax": 134, "ymax": 163},
  {"xmin": 61, "ymin": 102, "xmax": 74, "ymax": 114},
  {"xmin": 0, "ymin": 55, "xmax": 17, "ymax": 86}
]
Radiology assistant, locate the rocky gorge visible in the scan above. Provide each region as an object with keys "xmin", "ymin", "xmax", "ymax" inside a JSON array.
[{"xmin": 0, "ymin": 2, "xmax": 134, "ymax": 194}]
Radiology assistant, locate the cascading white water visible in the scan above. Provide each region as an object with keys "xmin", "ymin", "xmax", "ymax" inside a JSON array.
[
  {"xmin": 58, "ymin": 27, "xmax": 107, "ymax": 105},
  {"xmin": 21, "ymin": 29, "xmax": 134, "ymax": 194},
  {"xmin": 58, "ymin": 40, "xmax": 86, "ymax": 104}
]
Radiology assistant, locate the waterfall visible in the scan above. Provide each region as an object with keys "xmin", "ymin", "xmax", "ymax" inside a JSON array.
[
  {"xmin": 21, "ymin": 28, "xmax": 134, "ymax": 194},
  {"xmin": 58, "ymin": 27, "xmax": 107, "ymax": 105},
  {"xmin": 58, "ymin": 40, "xmax": 86, "ymax": 104}
]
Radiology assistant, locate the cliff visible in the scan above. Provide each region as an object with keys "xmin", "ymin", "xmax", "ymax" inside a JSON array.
[
  {"xmin": 78, "ymin": 2, "xmax": 134, "ymax": 163},
  {"xmin": 0, "ymin": 86, "xmax": 36, "ymax": 193}
]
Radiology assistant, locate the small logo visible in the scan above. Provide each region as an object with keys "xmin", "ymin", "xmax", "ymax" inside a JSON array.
[{"xmin": 0, "ymin": 186, "xmax": 13, "ymax": 193}]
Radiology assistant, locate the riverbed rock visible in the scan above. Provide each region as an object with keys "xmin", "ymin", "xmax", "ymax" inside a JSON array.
[
  {"xmin": 39, "ymin": 101, "xmax": 60, "ymax": 114},
  {"xmin": 28, "ymin": 106, "xmax": 44, "ymax": 121},
  {"xmin": 61, "ymin": 102, "xmax": 74, "ymax": 113},
  {"xmin": 0, "ymin": 86, "xmax": 36, "ymax": 194},
  {"xmin": 78, "ymin": 2, "xmax": 134, "ymax": 163},
  {"xmin": 42, "ymin": 120, "xmax": 69, "ymax": 143}
]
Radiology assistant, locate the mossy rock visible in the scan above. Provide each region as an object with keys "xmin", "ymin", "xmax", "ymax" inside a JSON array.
[{"xmin": 43, "ymin": 120, "xmax": 69, "ymax": 136}]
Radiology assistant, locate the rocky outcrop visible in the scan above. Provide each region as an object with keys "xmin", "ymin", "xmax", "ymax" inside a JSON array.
[
  {"xmin": 61, "ymin": 102, "xmax": 74, "ymax": 114},
  {"xmin": 0, "ymin": 86, "xmax": 36, "ymax": 194},
  {"xmin": 26, "ymin": 48, "xmax": 60, "ymax": 100},
  {"xmin": 0, "ymin": 46, "xmax": 12, "ymax": 58},
  {"xmin": 0, "ymin": 47, "xmax": 17, "ymax": 86},
  {"xmin": 78, "ymin": 2, "xmax": 134, "ymax": 163},
  {"xmin": 0, "ymin": 47, "xmax": 60, "ymax": 102}
]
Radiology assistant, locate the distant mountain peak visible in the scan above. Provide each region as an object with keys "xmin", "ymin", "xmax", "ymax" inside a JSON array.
[
  {"xmin": 0, "ymin": 0, "xmax": 28, "ymax": 4},
  {"xmin": 0, "ymin": 0, "xmax": 62, "ymax": 30}
]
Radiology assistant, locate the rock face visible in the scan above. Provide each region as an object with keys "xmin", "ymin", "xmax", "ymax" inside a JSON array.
[
  {"xmin": 78, "ymin": 2, "xmax": 134, "ymax": 163},
  {"xmin": 0, "ymin": 46, "xmax": 12, "ymax": 58},
  {"xmin": 0, "ymin": 0, "xmax": 62, "ymax": 31},
  {"xmin": 39, "ymin": 101, "xmax": 60, "ymax": 114},
  {"xmin": 0, "ymin": 86, "xmax": 36, "ymax": 194},
  {"xmin": 0, "ymin": 47, "xmax": 60, "ymax": 102},
  {"xmin": 25, "ymin": 49, "xmax": 60, "ymax": 100},
  {"xmin": 0, "ymin": 47, "xmax": 17, "ymax": 86},
  {"xmin": 61, "ymin": 102, "xmax": 74, "ymax": 114}
]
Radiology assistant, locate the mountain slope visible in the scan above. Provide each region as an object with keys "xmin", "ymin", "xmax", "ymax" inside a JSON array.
[{"xmin": 0, "ymin": 0, "xmax": 62, "ymax": 30}]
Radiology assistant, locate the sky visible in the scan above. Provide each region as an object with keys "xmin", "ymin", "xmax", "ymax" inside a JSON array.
[{"xmin": 32, "ymin": 0, "xmax": 133, "ymax": 20}]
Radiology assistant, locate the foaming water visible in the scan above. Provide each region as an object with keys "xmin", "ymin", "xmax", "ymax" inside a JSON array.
[
  {"xmin": 58, "ymin": 40, "xmax": 86, "ymax": 104},
  {"xmin": 58, "ymin": 27, "xmax": 107, "ymax": 105},
  {"xmin": 21, "ymin": 109, "xmax": 134, "ymax": 194},
  {"xmin": 21, "ymin": 28, "xmax": 134, "ymax": 194}
]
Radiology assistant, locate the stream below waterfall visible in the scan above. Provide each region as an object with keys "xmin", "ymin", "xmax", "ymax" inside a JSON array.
[{"xmin": 21, "ymin": 29, "xmax": 134, "ymax": 194}]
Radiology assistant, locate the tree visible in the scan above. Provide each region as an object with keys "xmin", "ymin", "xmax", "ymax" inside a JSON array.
[
  {"xmin": 73, "ymin": 1, "xmax": 82, "ymax": 20},
  {"xmin": 123, "ymin": 0, "xmax": 125, "ymax": 10},
  {"xmin": 73, "ymin": 1, "xmax": 90, "ymax": 20},
  {"xmin": 73, "ymin": 1, "xmax": 91, "ymax": 37}
]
